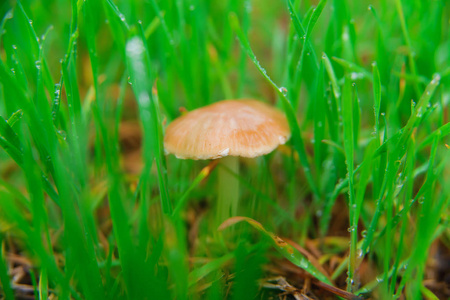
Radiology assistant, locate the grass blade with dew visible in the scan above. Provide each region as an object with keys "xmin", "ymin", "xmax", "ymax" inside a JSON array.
[
  {"xmin": 103, "ymin": 0, "xmax": 129, "ymax": 57},
  {"xmin": 372, "ymin": 62, "xmax": 384, "ymax": 199},
  {"xmin": 313, "ymin": 61, "xmax": 326, "ymax": 193},
  {"xmin": 229, "ymin": 12, "xmax": 319, "ymax": 198},
  {"xmin": 286, "ymin": 0, "xmax": 322, "ymax": 110},
  {"xmin": 341, "ymin": 76, "xmax": 357, "ymax": 292},
  {"xmin": 394, "ymin": 0, "xmax": 421, "ymax": 98},
  {"xmin": 319, "ymin": 52, "xmax": 346, "ymax": 236},
  {"xmin": 322, "ymin": 52, "xmax": 341, "ymax": 99},
  {"xmin": 14, "ymin": 2, "xmax": 54, "ymax": 94},
  {"xmin": 219, "ymin": 217, "xmax": 333, "ymax": 285},
  {"xmin": 395, "ymin": 134, "xmax": 444, "ymax": 297},
  {"xmin": 0, "ymin": 23, "xmax": 60, "ymax": 205},
  {"xmin": 389, "ymin": 134, "xmax": 416, "ymax": 295},
  {"xmin": 126, "ymin": 29, "xmax": 172, "ymax": 214},
  {"xmin": 332, "ymin": 57, "xmax": 372, "ymax": 81},
  {"xmin": 361, "ymin": 74, "xmax": 441, "ymax": 258}
]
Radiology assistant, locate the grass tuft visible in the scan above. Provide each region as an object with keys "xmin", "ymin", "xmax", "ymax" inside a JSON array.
[{"xmin": 0, "ymin": 0, "xmax": 448, "ymax": 299}]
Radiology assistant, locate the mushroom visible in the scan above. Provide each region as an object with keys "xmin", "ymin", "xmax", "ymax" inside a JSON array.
[{"xmin": 164, "ymin": 99, "xmax": 290, "ymax": 222}]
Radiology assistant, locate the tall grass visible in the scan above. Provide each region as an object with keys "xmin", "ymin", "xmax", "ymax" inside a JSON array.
[{"xmin": 0, "ymin": 0, "xmax": 449, "ymax": 299}]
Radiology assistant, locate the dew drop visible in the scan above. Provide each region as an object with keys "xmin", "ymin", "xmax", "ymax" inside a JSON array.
[
  {"xmin": 54, "ymin": 83, "xmax": 61, "ymax": 100},
  {"xmin": 279, "ymin": 86, "xmax": 288, "ymax": 96},
  {"xmin": 357, "ymin": 248, "xmax": 363, "ymax": 258},
  {"xmin": 432, "ymin": 74, "xmax": 441, "ymax": 82},
  {"xmin": 57, "ymin": 130, "xmax": 67, "ymax": 141}
]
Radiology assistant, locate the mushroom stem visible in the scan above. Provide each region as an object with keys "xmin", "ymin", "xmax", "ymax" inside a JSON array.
[{"xmin": 217, "ymin": 156, "xmax": 239, "ymax": 223}]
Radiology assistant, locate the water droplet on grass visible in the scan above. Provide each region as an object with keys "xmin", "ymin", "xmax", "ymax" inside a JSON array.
[
  {"xmin": 357, "ymin": 248, "xmax": 363, "ymax": 258},
  {"xmin": 279, "ymin": 87, "xmax": 288, "ymax": 96},
  {"xmin": 57, "ymin": 130, "xmax": 67, "ymax": 140}
]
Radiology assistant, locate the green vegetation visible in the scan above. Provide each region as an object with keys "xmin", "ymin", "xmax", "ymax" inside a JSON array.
[{"xmin": 0, "ymin": 0, "xmax": 449, "ymax": 299}]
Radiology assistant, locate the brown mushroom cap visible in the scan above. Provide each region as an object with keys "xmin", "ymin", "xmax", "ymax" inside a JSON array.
[{"xmin": 164, "ymin": 99, "xmax": 291, "ymax": 160}]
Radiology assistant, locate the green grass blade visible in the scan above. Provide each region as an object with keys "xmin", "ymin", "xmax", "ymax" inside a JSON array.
[
  {"xmin": 313, "ymin": 61, "xmax": 326, "ymax": 184},
  {"xmin": 322, "ymin": 52, "xmax": 341, "ymax": 99},
  {"xmin": 125, "ymin": 31, "xmax": 172, "ymax": 214},
  {"xmin": 342, "ymin": 76, "xmax": 357, "ymax": 291},
  {"xmin": 394, "ymin": 0, "xmax": 421, "ymax": 97},
  {"xmin": 0, "ymin": 234, "xmax": 14, "ymax": 300},
  {"xmin": 188, "ymin": 253, "xmax": 234, "ymax": 288},
  {"xmin": 219, "ymin": 217, "xmax": 333, "ymax": 285},
  {"xmin": 332, "ymin": 57, "xmax": 372, "ymax": 81}
]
